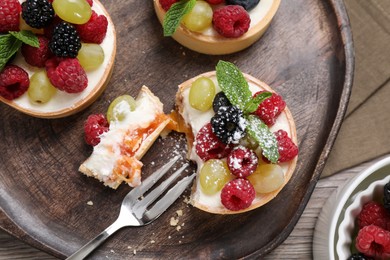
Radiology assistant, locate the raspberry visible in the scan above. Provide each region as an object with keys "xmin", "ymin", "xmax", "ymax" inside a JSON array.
[
  {"xmin": 227, "ymin": 146, "xmax": 258, "ymax": 178},
  {"xmin": 49, "ymin": 22, "xmax": 81, "ymax": 58},
  {"xmin": 211, "ymin": 105, "xmax": 246, "ymax": 144},
  {"xmin": 220, "ymin": 178, "xmax": 255, "ymax": 211},
  {"xmin": 75, "ymin": 11, "xmax": 108, "ymax": 44},
  {"xmin": 225, "ymin": 0, "xmax": 260, "ymax": 11},
  {"xmin": 159, "ymin": 0, "xmax": 179, "ymax": 11},
  {"xmin": 358, "ymin": 201, "xmax": 390, "ymax": 231},
  {"xmin": 212, "ymin": 91, "xmax": 231, "ymax": 113},
  {"xmin": 45, "ymin": 58, "xmax": 88, "ymax": 93},
  {"xmin": 195, "ymin": 123, "xmax": 232, "ymax": 161},
  {"xmin": 0, "ymin": 0, "xmax": 21, "ymax": 33},
  {"xmin": 206, "ymin": 0, "xmax": 224, "ymax": 4},
  {"xmin": 274, "ymin": 130, "xmax": 298, "ymax": 163},
  {"xmin": 355, "ymin": 225, "xmax": 390, "ymax": 259},
  {"xmin": 0, "ymin": 65, "xmax": 29, "ymax": 100},
  {"xmin": 21, "ymin": 0, "xmax": 54, "ymax": 29},
  {"xmin": 84, "ymin": 114, "xmax": 109, "ymax": 146},
  {"xmin": 21, "ymin": 35, "xmax": 52, "ymax": 67},
  {"xmin": 254, "ymin": 91, "xmax": 286, "ymax": 126},
  {"xmin": 212, "ymin": 5, "xmax": 250, "ymax": 38}
]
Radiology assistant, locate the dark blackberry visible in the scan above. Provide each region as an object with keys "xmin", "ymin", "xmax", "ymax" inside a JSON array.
[
  {"xmin": 49, "ymin": 22, "xmax": 81, "ymax": 58},
  {"xmin": 213, "ymin": 92, "xmax": 232, "ymax": 113},
  {"xmin": 21, "ymin": 0, "xmax": 54, "ymax": 29},
  {"xmin": 347, "ymin": 253, "xmax": 373, "ymax": 260},
  {"xmin": 384, "ymin": 182, "xmax": 390, "ymax": 211},
  {"xmin": 226, "ymin": 0, "xmax": 260, "ymax": 11},
  {"xmin": 211, "ymin": 105, "xmax": 246, "ymax": 144}
]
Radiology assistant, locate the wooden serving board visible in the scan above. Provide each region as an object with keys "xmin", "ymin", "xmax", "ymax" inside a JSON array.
[{"xmin": 0, "ymin": 0, "xmax": 353, "ymax": 259}]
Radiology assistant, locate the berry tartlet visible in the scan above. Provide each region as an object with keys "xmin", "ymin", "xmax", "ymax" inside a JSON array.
[
  {"xmin": 154, "ymin": 0, "xmax": 280, "ymax": 55},
  {"xmin": 0, "ymin": 0, "xmax": 116, "ymax": 118},
  {"xmin": 175, "ymin": 61, "xmax": 298, "ymax": 214},
  {"xmin": 80, "ymin": 86, "xmax": 174, "ymax": 189}
]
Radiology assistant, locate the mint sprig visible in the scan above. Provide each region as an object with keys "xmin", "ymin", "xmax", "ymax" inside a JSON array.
[
  {"xmin": 215, "ymin": 60, "xmax": 279, "ymax": 163},
  {"xmin": 0, "ymin": 31, "xmax": 39, "ymax": 71},
  {"xmin": 246, "ymin": 115, "xmax": 279, "ymax": 164},
  {"xmin": 163, "ymin": 0, "xmax": 196, "ymax": 37}
]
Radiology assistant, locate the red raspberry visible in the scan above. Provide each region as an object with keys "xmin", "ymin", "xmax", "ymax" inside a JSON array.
[
  {"xmin": 84, "ymin": 114, "xmax": 109, "ymax": 146},
  {"xmin": 227, "ymin": 146, "xmax": 258, "ymax": 178},
  {"xmin": 254, "ymin": 91, "xmax": 286, "ymax": 126},
  {"xmin": 45, "ymin": 57, "xmax": 88, "ymax": 93},
  {"xmin": 358, "ymin": 201, "xmax": 390, "ymax": 231},
  {"xmin": 75, "ymin": 11, "xmax": 108, "ymax": 44},
  {"xmin": 0, "ymin": 65, "xmax": 29, "ymax": 100},
  {"xmin": 212, "ymin": 5, "xmax": 250, "ymax": 38},
  {"xmin": 356, "ymin": 225, "xmax": 390, "ymax": 259},
  {"xmin": 21, "ymin": 35, "xmax": 52, "ymax": 68},
  {"xmin": 220, "ymin": 178, "xmax": 255, "ymax": 211},
  {"xmin": 195, "ymin": 123, "xmax": 232, "ymax": 161},
  {"xmin": 274, "ymin": 130, "xmax": 298, "ymax": 163},
  {"xmin": 159, "ymin": 0, "xmax": 179, "ymax": 11},
  {"xmin": 206, "ymin": 0, "xmax": 224, "ymax": 4},
  {"xmin": 0, "ymin": 0, "xmax": 21, "ymax": 33}
]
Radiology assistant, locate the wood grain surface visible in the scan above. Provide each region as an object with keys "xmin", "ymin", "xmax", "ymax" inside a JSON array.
[{"xmin": 0, "ymin": 0, "xmax": 353, "ymax": 259}]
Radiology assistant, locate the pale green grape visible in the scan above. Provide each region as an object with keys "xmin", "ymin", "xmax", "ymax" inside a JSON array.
[
  {"xmin": 107, "ymin": 95, "xmax": 136, "ymax": 122},
  {"xmin": 52, "ymin": 0, "xmax": 92, "ymax": 24},
  {"xmin": 247, "ymin": 164, "xmax": 285, "ymax": 193},
  {"xmin": 182, "ymin": 1, "xmax": 213, "ymax": 32},
  {"xmin": 28, "ymin": 71, "xmax": 57, "ymax": 104},
  {"xmin": 77, "ymin": 43, "xmax": 105, "ymax": 71},
  {"xmin": 189, "ymin": 76, "xmax": 215, "ymax": 111},
  {"xmin": 199, "ymin": 159, "xmax": 231, "ymax": 195}
]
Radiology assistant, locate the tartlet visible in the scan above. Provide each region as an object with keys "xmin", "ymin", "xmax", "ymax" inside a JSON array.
[{"xmin": 154, "ymin": 0, "xmax": 281, "ymax": 55}]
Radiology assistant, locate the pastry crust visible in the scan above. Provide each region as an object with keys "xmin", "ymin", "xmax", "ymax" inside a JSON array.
[{"xmin": 176, "ymin": 71, "xmax": 298, "ymax": 214}]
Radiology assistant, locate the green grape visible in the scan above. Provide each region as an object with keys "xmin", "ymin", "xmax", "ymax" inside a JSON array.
[
  {"xmin": 199, "ymin": 159, "xmax": 231, "ymax": 195},
  {"xmin": 27, "ymin": 71, "xmax": 57, "ymax": 104},
  {"xmin": 77, "ymin": 43, "xmax": 105, "ymax": 71},
  {"xmin": 52, "ymin": 0, "xmax": 92, "ymax": 25},
  {"xmin": 247, "ymin": 164, "xmax": 285, "ymax": 194},
  {"xmin": 189, "ymin": 76, "xmax": 216, "ymax": 111},
  {"xmin": 182, "ymin": 1, "xmax": 213, "ymax": 32},
  {"xmin": 107, "ymin": 95, "xmax": 136, "ymax": 122}
]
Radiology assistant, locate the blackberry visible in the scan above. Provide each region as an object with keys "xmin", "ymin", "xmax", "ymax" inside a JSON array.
[
  {"xmin": 49, "ymin": 22, "xmax": 81, "ymax": 58},
  {"xmin": 347, "ymin": 253, "xmax": 373, "ymax": 260},
  {"xmin": 226, "ymin": 0, "xmax": 260, "ymax": 11},
  {"xmin": 211, "ymin": 105, "xmax": 246, "ymax": 144},
  {"xmin": 21, "ymin": 0, "xmax": 54, "ymax": 29},
  {"xmin": 384, "ymin": 181, "xmax": 390, "ymax": 211},
  {"xmin": 212, "ymin": 92, "xmax": 232, "ymax": 113}
]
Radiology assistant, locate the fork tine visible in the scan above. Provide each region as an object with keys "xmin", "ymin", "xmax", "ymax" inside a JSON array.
[
  {"xmin": 133, "ymin": 163, "xmax": 189, "ymax": 218},
  {"xmin": 144, "ymin": 172, "xmax": 196, "ymax": 221},
  {"xmin": 124, "ymin": 155, "xmax": 180, "ymax": 206}
]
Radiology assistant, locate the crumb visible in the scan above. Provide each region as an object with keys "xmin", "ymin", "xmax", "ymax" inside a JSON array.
[
  {"xmin": 181, "ymin": 222, "xmax": 185, "ymax": 226},
  {"xmin": 127, "ymin": 246, "xmax": 132, "ymax": 249},
  {"xmin": 87, "ymin": 201, "xmax": 93, "ymax": 206},
  {"xmin": 176, "ymin": 209, "xmax": 183, "ymax": 217},
  {"xmin": 151, "ymin": 240, "xmax": 155, "ymax": 244},
  {"xmin": 183, "ymin": 196, "xmax": 191, "ymax": 204},
  {"xmin": 170, "ymin": 217, "xmax": 179, "ymax": 226},
  {"xmin": 110, "ymin": 249, "xmax": 115, "ymax": 253},
  {"xmin": 133, "ymin": 249, "xmax": 137, "ymax": 255},
  {"xmin": 179, "ymin": 240, "xmax": 182, "ymax": 244},
  {"xmin": 176, "ymin": 225, "xmax": 181, "ymax": 231},
  {"xmin": 151, "ymin": 161, "xmax": 155, "ymax": 165},
  {"xmin": 168, "ymin": 236, "xmax": 171, "ymax": 239},
  {"xmin": 182, "ymin": 52, "xmax": 186, "ymax": 56}
]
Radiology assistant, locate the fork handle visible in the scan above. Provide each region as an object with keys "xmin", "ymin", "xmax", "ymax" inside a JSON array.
[{"xmin": 66, "ymin": 219, "xmax": 125, "ymax": 260}]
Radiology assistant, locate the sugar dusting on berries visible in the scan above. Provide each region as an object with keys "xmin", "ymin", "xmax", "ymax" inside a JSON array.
[{"xmin": 220, "ymin": 178, "xmax": 255, "ymax": 211}]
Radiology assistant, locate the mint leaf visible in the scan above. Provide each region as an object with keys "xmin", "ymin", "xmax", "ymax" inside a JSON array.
[
  {"xmin": 246, "ymin": 115, "xmax": 279, "ymax": 163},
  {"xmin": 0, "ymin": 34, "xmax": 22, "ymax": 71},
  {"xmin": 244, "ymin": 91, "xmax": 272, "ymax": 114},
  {"xmin": 163, "ymin": 0, "xmax": 196, "ymax": 37},
  {"xmin": 216, "ymin": 60, "xmax": 252, "ymax": 111},
  {"xmin": 9, "ymin": 30, "xmax": 39, "ymax": 47}
]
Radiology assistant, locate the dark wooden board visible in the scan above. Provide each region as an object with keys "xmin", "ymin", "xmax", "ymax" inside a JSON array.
[{"xmin": 0, "ymin": 0, "xmax": 354, "ymax": 259}]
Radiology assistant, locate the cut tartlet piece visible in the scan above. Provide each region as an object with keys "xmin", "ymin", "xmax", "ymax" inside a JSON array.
[
  {"xmin": 80, "ymin": 86, "xmax": 173, "ymax": 189},
  {"xmin": 154, "ymin": 0, "xmax": 280, "ymax": 55},
  {"xmin": 0, "ymin": 0, "xmax": 116, "ymax": 118},
  {"xmin": 175, "ymin": 61, "xmax": 298, "ymax": 214}
]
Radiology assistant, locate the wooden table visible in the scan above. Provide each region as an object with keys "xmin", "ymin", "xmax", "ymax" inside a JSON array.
[{"xmin": 1, "ymin": 156, "xmax": 386, "ymax": 259}]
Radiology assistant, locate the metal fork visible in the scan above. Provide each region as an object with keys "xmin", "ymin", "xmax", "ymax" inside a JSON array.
[{"xmin": 67, "ymin": 156, "xmax": 194, "ymax": 260}]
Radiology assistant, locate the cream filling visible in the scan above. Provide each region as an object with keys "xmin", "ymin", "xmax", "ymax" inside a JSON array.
[
  {"xmin": 181, "ymin": 76, "xmax": 291, "ymax": 210},
  {"xmin": 12, "ymin": 0, "xmax": 115, "ymax": 113},
  {"xmin": 82, "ymin": 90, "xmax": 163, "ymax": 184},
  {"xmin": 189, "ymin": 0, "xmax": 275, "ymax": 37}
]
